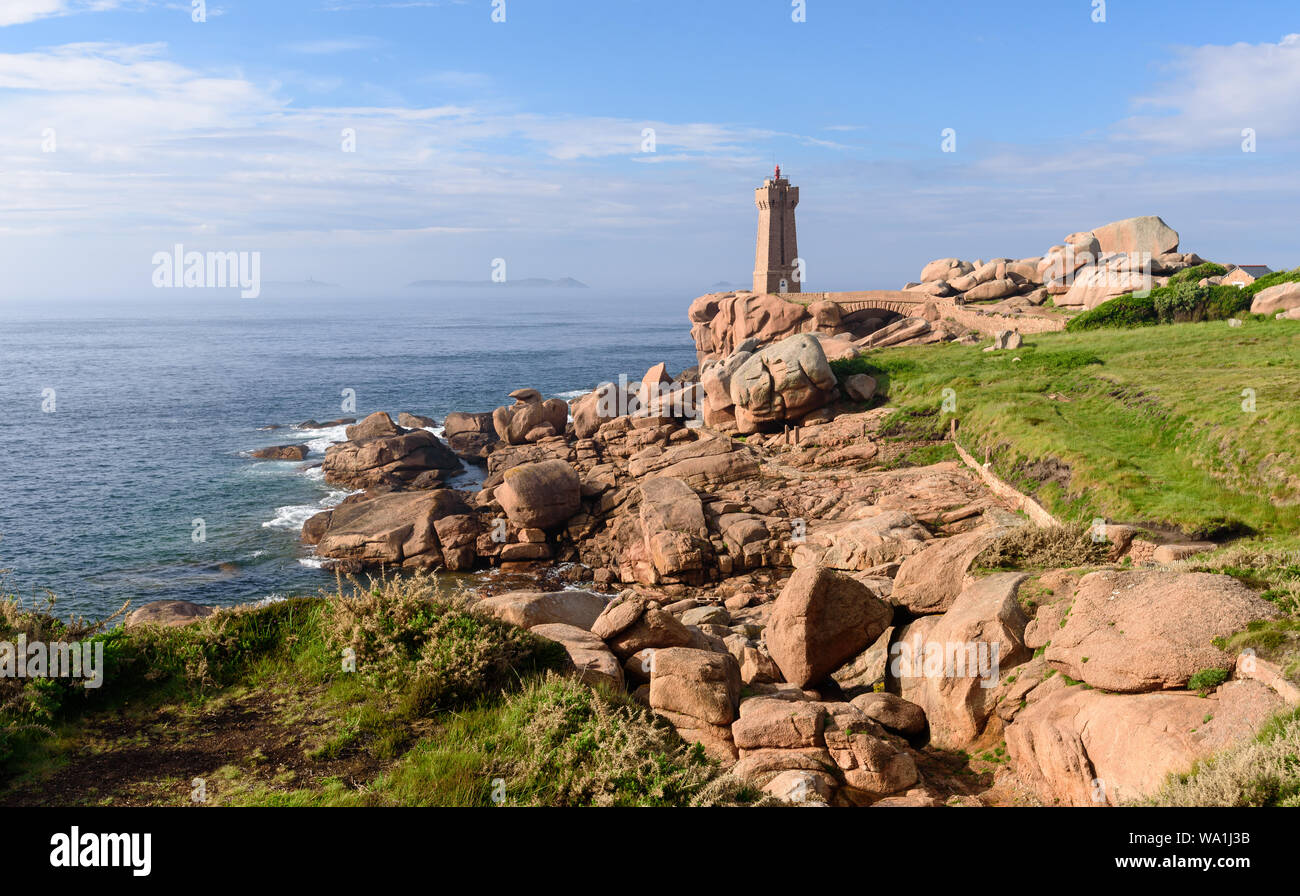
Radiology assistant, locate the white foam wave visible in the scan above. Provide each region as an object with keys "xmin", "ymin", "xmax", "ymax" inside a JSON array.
[
  {"xmin": 250, "ymin": 593, "xmax": 291, "ymax": 607},
  {"xmin": 553, "ymin": 389, "xmax": 590, "ymax": 399},
  {"xmin": 298, "ymin": 424, "xmax": 350, "ymax": 454},
  {"xmin": 298, "ymin": 557, "xmax": 326, "ymax": 569},
  {"xmin": 262, "ymin": 488, "xmax": 354, "ymax": 531}
]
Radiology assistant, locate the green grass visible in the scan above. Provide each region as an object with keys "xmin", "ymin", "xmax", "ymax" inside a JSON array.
[
  {"xmin": 876, "ymin": 442, "xmax": 959, "ymax": 470},
  {"xmin": 208, "ymin": 673, "xmax": 762, "ymax": 807},
  {"xmin": 0, "ymin": 576, "xmax": 754, "ymax": 807},
  {"xmin": 865, "ymin": 317, "xmax": 1300, "ymax": 540}
]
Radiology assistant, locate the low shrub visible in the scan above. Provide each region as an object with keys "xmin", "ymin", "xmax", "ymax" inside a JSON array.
[
  {"xmin": 1065, "ymin": 292, "xmax": 1158, "ymax": 331},
  {"xmin": 974, "ymin": 525, "xmax": 1111, "ymax": 570},
  {"xmin": 322, "ymin": 573, "xmax": 568, "ymax": 715},
  {"xmin": 1187, "ymin": 667, "xmax": 1229, "ymax": 695},
  {"xmin": 1067, "ymin": 282, "xmax": 1253, "ymax": 331},
  {"xmin": 1153, "ymin": 281, "xmax": 1209, "ymax": 322},
  {"xmin": 1143, "ymin": 708, "xmax": 1300, "ymax": 806},
  {"xmin": 1167, "ymin": 262, "xmax": 1227, "ymax": 285},
  {"xmin": 490, "ymin": 673, "xmax": 768, "ymax": 806}
]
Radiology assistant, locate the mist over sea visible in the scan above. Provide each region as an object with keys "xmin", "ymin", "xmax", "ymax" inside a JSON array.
[{"xmin": 0, "ymin": 288, "xmax": 697, "ymax": 618}]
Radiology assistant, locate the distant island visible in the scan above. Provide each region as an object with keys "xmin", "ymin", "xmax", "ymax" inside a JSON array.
[
  {"xmin": 262, "ymin": 277, "xmax": 338, "ymax": 288},
  {"xmin": 707, "ymin": 280, "xmax": 748, "ymax": 292},
  {"xmin": 257, "ymin": 278, "xmax": 338, "ymax": 291},
  {"xmin": 407, "ymin": 277, "xmax": 588, "ymax": 289}
]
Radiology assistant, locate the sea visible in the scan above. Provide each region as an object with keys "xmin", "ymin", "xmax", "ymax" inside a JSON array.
[{"xmin": 0, "ymin": 288, "xmax": 698, "ymax": 619}]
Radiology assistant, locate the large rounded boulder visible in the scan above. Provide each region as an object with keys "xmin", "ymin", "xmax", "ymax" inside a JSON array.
[
  {"xmin": 495, "ymin": 459, "xmax": 581, "ymax": 529},
  {"xmin": 767, "ymin": 565, "xmax": 893, "ymax": 688},
  {"xmin": 728, "ymin": 333, "xmax": 837, "ymax": 434}
]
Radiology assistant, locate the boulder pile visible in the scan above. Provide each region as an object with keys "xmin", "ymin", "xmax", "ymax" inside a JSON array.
[
  {"xmin": 323, "ymin": 411, "xmax": 462, "ymax": 488},
  {"xmin": 699, "ymin": 333, "xmax": 840, "ymax": 434},
  {"xmin": 689, "ymin": 292, "xmax": 970, "ymax": 365},
  {"xmin": 289, "ymin": 372, "xmax": 1296, "ymax": 807},
  {"xmin": 910, "ymin": 215, "xmax": 1212, "ymax": 312}
]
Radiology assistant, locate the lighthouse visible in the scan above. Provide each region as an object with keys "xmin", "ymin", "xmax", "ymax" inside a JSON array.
[{"xmin": 753, "ymin": 165, "xmax": 800, "ymax": 295}]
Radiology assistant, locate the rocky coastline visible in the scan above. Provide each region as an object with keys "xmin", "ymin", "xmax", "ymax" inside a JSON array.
[
  {"xmin": 127, "ymin": 214, "xmax": 1298, "ymax": 807},
  {"xmin": 200, "ymin": 286, "xmax": 1297, "ymax": 804}
]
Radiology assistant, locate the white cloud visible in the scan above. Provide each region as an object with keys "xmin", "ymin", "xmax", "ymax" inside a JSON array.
[
  {"xmin": 0, "ymin": 0, "xmax": 68, "ymax": 26},
  {"xmin": 285, "ymin": 37, "xmax": 384, "ymax": 55},
  {"xmin": 1120, "ymin": 33, "xmax": 1300, "ymax": 147},
  {"xmin": 0, "ymin": 0, "xmax": 140, "ymax": 27},
  {"xmin": 0, "ymin": 42, "xmax": 788, "ymax": 247}
]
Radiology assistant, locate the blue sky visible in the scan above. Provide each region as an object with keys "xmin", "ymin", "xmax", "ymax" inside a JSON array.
[{"xmin": 1, "ymin": 0, "xmax": 1297, "ymax": 298}]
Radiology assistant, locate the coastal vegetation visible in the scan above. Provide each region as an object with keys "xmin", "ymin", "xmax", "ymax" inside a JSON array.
[
  {"xmin": 1065, "ymin": 265, "xmax": 1300, "ymax": 332},
  {"xmin": 1143, "ymin": 708, "xmax": 1300, "ymax": 807},
  {"xmin": 0, "ymin": 576, "xmax": 757, "ymax": 806}
]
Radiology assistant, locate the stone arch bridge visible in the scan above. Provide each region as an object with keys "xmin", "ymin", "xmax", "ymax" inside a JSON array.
[{"xmin": 796, "ymin": 290, "xmax": 953, "ymax": 317}]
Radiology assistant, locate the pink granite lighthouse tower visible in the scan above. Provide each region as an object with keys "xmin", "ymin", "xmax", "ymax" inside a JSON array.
[{"xmin": 753, "ymin": 165, "xmax": 800, "ymax": 295}]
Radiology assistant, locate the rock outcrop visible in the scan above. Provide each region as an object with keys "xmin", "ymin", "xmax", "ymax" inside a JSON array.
[
  {"xmin": 284, "ymin": 329, "xmax": 1293, "ymax": 811},
  {"xmin": 767, "ymin": 565, "xmax": 893, "ymax": 688},
  {"xmin": 909, "ymin": 216, "xmax": 1210, "ymax": 314},
  {"xmin": 492, "ymin": 389, "xmax": 570, "ymax": 445},
  {"xmin": 1250, "ymin": 281, "xmax": 1300, "ymax": 316},
  {"xmin": 728, "ymin": 333, "xmax": 838, "ymax": 434},
  {"xmin": 496, "ymin": 459, "xmax": 582, "ymax": 529},
  {"xmin": 304, "ymin": 488, "xmax": 473, "ymax": 570},
  {"xmin": 532, "ymin": 623, "xmax": 625, "ymax": 692},
  {"xmin": 323, "ymin": 411, "xmax": 461, "ymax": 488},
  {"xmin": 442, "ymin": 411, "xmax": 499, "ymax": 461},
  {"xmin": 250, "ymin": 444, "xmax": 310, "ymax": 460},
  {"xmin": 477, "ymin": 590, "xmax": 610, "ymax": 630},
  {"xmin": 893, "ymin": 573, "xmax": 1030, "ymax": 749},
  {"xmin": 890, "ymin": 526, "xmax": 1010, "ymax": 614},
  {"xmin": 125, "ymin": 600, "xmax": 214, "ymax": 629},
  {"xmin": 1043, "ymin": 570, "xmax": 1279, "ymax": 693},
  {"xmin": 1007, "ymin": 680, "xmax": 1284, "ymax": 806}
]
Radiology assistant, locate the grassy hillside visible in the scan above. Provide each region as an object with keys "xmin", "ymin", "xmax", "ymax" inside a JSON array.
[
  {"xmin": 0, "ymin": 577, "xmax": 759, "ymax": 807},
  {"xmin": 846, "ymin": 316, "xmax": 1300, "ymax": 542}
]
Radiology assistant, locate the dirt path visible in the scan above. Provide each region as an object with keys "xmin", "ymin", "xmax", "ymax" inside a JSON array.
[{"xmin": 0, "ymin": 685, "xmax": 386, "ymax": 807}]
